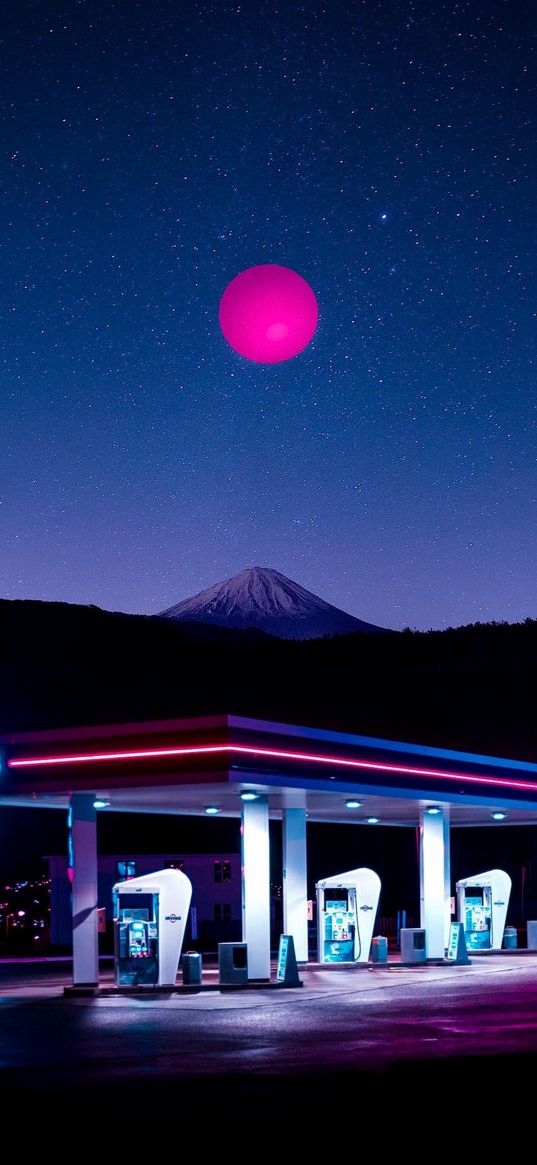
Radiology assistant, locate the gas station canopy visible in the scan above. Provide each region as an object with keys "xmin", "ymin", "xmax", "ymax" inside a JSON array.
[{"xmin": 2, "ymin": 713, "xmax": 537, "ymax": 826}]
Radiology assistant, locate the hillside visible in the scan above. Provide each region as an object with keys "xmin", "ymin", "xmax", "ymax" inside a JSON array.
[{"xmin": 0, "ymin": 598, "xmax": 536, "ymax": 760}]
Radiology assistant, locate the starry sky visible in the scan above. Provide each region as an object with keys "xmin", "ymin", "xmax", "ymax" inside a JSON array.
[{"xmin": 2, "ymin": 0, "xmax": 536, "ymax": 631}]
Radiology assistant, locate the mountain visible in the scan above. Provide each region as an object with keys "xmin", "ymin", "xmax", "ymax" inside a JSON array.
[{"xmin": 158, "ymin": 566, "xmax": 388, "ymax": 639}]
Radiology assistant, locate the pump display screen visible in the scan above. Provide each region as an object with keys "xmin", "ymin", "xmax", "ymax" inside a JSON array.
[
  {"xmin": 123, "ymin": 908, "xmax": 148, "ymax": 922},
  {"xmin": 324, "ymin": 891, "xmax": 348, "ymax": 909},
  {"xmin": 118, "ymin": 893, "xmax": 155, "ymax": 921}
]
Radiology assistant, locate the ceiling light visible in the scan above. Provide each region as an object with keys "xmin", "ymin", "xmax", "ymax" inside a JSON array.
[
  {"xmin": 491, "ymin": 811, "xmax": 507, "ymax": 821},
  {"xmin": 93, "ymin": 799, "xmax": 110, "ymax": 809},
  {"xmin": 366, "ymin": 816, "xmax": 379, "ymax": 824},
  {"xmin": 240, "ymin": 791, "xmax": 258, "ymax": 801},
  {"xmin": 426, "ymin": 806, "xmax": 441, "ymax": 815},
  {"xmin": 345, "ymin": 799, "xmax": 362, "ymax": 809},
  {"xmin": 204, "ymin": 806, "xmax": 221, "ymax": 815}
]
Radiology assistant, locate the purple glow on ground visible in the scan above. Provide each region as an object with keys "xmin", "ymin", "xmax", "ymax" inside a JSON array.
[{"xmin": 219, "ymin": 264, "xmax": 318, "ymax": 362}]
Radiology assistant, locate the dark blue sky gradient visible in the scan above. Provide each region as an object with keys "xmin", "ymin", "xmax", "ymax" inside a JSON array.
[{"xmin": 1, "ymin": 1, "xmax": 536, "ymax": 629}]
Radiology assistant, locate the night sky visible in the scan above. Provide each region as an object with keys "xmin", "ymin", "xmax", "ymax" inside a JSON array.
[{"xmin": 2, "ymin": 1, "xmax": 536, "ymax": 631}]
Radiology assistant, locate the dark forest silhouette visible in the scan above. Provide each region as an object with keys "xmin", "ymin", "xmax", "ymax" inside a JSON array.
[{"xmin": 1, "ymin": 598, "xmax": 536, "ymax": 760}]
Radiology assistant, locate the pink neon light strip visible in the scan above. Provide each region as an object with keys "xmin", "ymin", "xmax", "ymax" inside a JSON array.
[{"xmin": 7, "ymin": 741, "xmax": 537, "ymax": 794}]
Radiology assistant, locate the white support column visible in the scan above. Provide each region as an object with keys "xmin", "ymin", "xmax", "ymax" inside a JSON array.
[
  {"xmin": 443, "ymin": 807, "xmax": 451, "ymax": 948},
  {"xmin": 282, "ymin": 808, "xmax": 308, "ymax": 963},
  {"xmin": 420, "ymin": 806, "xmax": 450, "ymax": 959},
  {"xmin": 241, "ymin": 795, "xmax": 270, "ymax": 980},
  {"xmin": 70, "ymin": 793, "xmax": 99, "ymax": 986}
]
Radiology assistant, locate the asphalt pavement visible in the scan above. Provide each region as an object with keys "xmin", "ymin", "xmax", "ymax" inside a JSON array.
[{"xmin": 2, "ymin": 955, "xmax": 535, "ymax": 1148}]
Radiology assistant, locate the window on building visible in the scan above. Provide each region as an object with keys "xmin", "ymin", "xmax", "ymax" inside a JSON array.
[
  {"xmin": 164, "ymin": 860, "xmax": 185, "ymax": 871},
  {"xmin": 213, "ymin": 904, "xmax": 232, "ymax": 923},
  {"xmin": 116, "ymin": 860, "xmax": 136, "ymax": 879},
  {"xmin": 214, "ymin": 860, "xmax": 232, "ymax": 883}
]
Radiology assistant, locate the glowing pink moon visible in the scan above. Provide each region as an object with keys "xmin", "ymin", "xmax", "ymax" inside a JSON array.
[{"xmin": 219, "ymin": 264, "xmax": 318, "ymax": 363}]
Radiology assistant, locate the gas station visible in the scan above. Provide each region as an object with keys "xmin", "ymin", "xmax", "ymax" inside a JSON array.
[{"xmin": 2, "ymin": 712, "xmax": 537, "ymax": 988}]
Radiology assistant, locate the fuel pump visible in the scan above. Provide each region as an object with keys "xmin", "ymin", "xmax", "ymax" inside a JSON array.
[
  {"xmin": 113, "ymin": 867, "xmax": 192, "ymax": 986},
  {"xmin": 456, "ymin": 869, "xmax": 511, "ymax": 951},
  {"xmin": 316, "ymin": 867, "xmax": 381, "ymax": 964},
  {"xmin": 115, "ymin": 892, "xmax": 159, "ymax": 985}
]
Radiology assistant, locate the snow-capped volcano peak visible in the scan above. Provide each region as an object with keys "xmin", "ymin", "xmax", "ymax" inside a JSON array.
[{"xmin": 158, "ymin": 567, "xmax": 388, "ymax": 639}]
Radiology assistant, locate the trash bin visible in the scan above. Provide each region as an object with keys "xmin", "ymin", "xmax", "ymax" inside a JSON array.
[
  {"xmin": 182, "ymin": 951, "xmax": 202, "ymax": 985},
  {"xmin": 371, "ymin": 936, "xmax": 388, "ymax": 964},
  {"xmin": 527, "ymin": 921, "xmax": 537, "ymax": 950},
  {"xmin": 400, "ymin": 928, "xmax": 427, "ymax": 964},
  {"xmin": 219, "ymin": 942, "xmax": 248, "ymax": 984},
  {"xmin": 503, "ymin": 926, "xmax": 517, "ymax": 950}
]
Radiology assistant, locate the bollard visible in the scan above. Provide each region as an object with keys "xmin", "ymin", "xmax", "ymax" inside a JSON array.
[
  {"xmin": 503, "ymin": 926, "xmax": 517, "ymax": 950},
  {"xmin": 371, "ymin": 936, "xmax": 388, "ymax": 964},
  {"xmin": 182, "ymin": 951, "xmax": 202, "ymax": 985}
]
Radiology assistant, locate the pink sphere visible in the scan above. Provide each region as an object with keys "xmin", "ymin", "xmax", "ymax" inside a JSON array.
[{"xmin": 219, "ymin": 264, "xmax": 318, "ymax": 363}]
